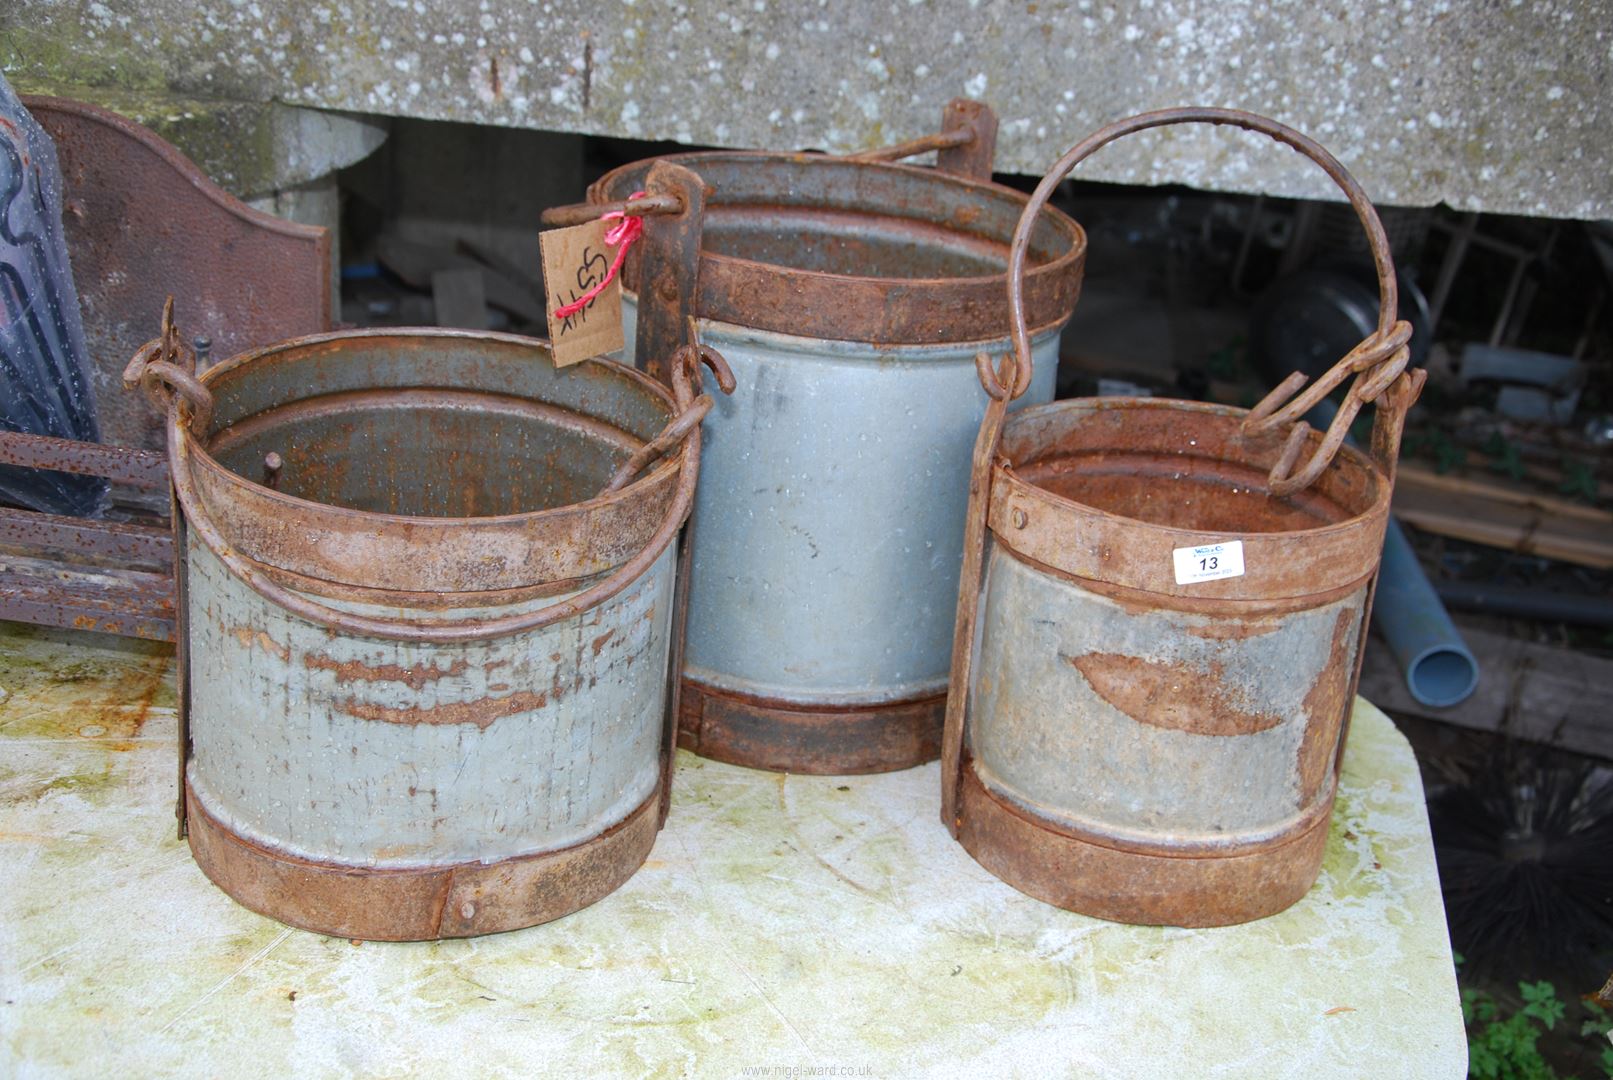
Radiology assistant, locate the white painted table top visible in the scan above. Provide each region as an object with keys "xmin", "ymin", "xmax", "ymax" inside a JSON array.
[{"xmin": 0, "ymin": 623, "xmax": 1466, "ymax": 1078}]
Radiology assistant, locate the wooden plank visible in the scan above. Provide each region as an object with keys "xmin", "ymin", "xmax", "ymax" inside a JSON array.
[
  {"xmin": 1359, "ymin": 627, "xmax": 1613, "ymax": 760},
  {"xmin": 377, "ymin": 234, "xmax": 546, "ymax": 324},
  {"xmin": 1392, "ymin": 467, "xmax": 1613, "ymax": 569},
  {"xmin": 1397, "ymin": 463, "xmax": 1611, "ymax": 523}
]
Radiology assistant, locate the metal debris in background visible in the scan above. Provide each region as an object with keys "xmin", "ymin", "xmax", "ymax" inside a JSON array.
[
  {"xmin": 548, "ymin": 99, "xmax": 1086, "ymax": 775},
  {"xmin": 942, "ymin": 108, "xmax": 1427, "ymax": 927},
  {"xmin": 0, "ymin": 74, "xmax": 105, "ymax": 517},
  {"xmin": 0, "ymin": 94, "xmax": 330, "ymax": 641},
  {"xmin": 129, "ymin": 310, "xmax": 731, "ymax": 940},
  {"xmin": 22, "ymin": 95, "xmax": 331, "ymax": 451}
]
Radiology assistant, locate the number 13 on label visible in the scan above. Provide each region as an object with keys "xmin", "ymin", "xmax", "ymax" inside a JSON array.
[{"xmin": 1172, "ymin": 540, "xmax": 1246, "ymax": 585}]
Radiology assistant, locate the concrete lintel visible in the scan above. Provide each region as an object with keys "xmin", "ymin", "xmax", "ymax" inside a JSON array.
[{"xmin": 3, "ymin": 1, "xmax": 1609, "ymax": 219}]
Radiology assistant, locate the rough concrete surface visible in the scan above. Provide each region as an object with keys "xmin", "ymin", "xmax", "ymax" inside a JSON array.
[
  {"xmin": 0, "ymin": 620, "xmax": 1465, "ymax": 1078},
  {"xmin": 5, "ymin": 76, "xmax": 384, "ymax": 198},
  {"xmin": 1, "ymin": 0, "xmax": 1608, "ymax": 218}
]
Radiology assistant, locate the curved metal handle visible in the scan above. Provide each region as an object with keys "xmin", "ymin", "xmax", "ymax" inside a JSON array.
[
  {"xmin": 845, "ymin": 128, "xmax": 974, "ymax": 164},
  {"xmin": 541, "ymin": 191, "xmax": 684, "ymax": 228},
  {"xmin": 845, "ymin": 99, "xmax": 998, "ymax": 181},
  {"xmin": 999, "ymin": 107, "xmax": 1414, "ymax": 496},
  {"xmin": 603, "ymin": 344, "xmax": 736, "ymax": 493},
  {"xmin": 155, "ymin": 328, "xmax": 732, "ymax": 645},
  {"xmin": 123, "ymin": 296, "xmax": 215, "ymax": 434}
]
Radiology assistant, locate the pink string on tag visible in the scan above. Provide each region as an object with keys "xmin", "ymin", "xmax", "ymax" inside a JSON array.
[{"xmin": 552, "ymin": 191, "xmax": 647, "ymax": 320}]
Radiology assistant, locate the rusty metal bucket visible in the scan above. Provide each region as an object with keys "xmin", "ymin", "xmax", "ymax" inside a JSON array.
[
  {"xmin": 940, "ymin": 109, "xmax": 1427, "ymax": 927},
  {"xmin": 125, "ymin": 308, "xmax": 730, "ymax": 940},
  {"xmin": 563, "ymin": 102, "xmax": 1086, "ymax": 774}
]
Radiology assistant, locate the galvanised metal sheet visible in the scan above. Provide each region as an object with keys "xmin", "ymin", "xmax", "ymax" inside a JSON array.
[
  {"xmin": 186, "ymin": 537, "xmax": 674, "ymax": 868},
  {"xmin": 627, "ymin": 306, "xmax": 1060, "ymax": 707}
]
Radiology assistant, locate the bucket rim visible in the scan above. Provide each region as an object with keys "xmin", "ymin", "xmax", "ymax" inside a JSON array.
[
  {"xmin": 997, "ymin": 396, "xmax": 1390, "ymax": 540},
  {"xmin": 589, "ymin": 150, "xmax": 1086, "ymax": 345},
  {"xmin": 183, "ymin": 326, "xmax": 683, "ymax": 531},
  {"xmin": 988, "ymin": 396, "xmax": 1392, "ymax": 601}
]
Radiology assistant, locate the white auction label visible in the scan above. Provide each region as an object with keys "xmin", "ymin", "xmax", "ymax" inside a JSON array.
[{"xmin": 1172, "ymin": 540, "xmax": 1246, "ymax": 585}]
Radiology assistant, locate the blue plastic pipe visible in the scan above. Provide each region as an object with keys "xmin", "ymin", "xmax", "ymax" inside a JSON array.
[{"xmin": 1308, "ymin": 399, "xmax": 1479, "ymax": 708}]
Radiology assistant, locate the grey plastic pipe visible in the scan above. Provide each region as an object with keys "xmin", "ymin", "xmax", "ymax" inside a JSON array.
[{"xmin": 1309, "ymin": 398, "xmax": 1479, "ymax": 708}]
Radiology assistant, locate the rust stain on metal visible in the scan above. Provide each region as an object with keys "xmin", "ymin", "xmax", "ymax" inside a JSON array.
[
  {"xmin": 590, "ymin": 629, "xmax": 617, "ymax": 657},
  {"xmin": 1297, "ymin": 608, "xmax": 1357, "ymax": 802},
  {"xmin": 953, "ymin": 759, "xmax": 1331, "ymax": 928},
  {"xmin": 1177, "ymin": 619, "xmax": 1285, "ymax": 641},
  {"xmin": 228, "ymin": 625, "xmax": 290, "ymax": 661},
  {"xmin": 1068, "ymin": 652, "xmax": 1284, "ymax": 736},
  {"xmin": 679, "ymin": 679, "xmax": 944, "ymax": 775},
  {"xmin": 588, "ymin": 149, "xmax": 1084, "ymax": 347},
  {"xmin": 183, "ymin": 781, "xmax": 663, "ymax": 941},
  {"xmin": 338, "ymin": 690, "xmax": 550, "ymax": 731},
  {"xmin": 304, "ymin": 653, "xmax": 470, "ymax": 691},
  {"xmin": 24, "ymin": 95, "xmax": 329, "ymax": 454}
]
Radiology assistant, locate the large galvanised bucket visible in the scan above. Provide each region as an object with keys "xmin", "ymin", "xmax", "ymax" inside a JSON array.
[
  {"xmin": 125, "ymin": 312, "xmax": 729, "ymax": 940},
  {"xmin": 941, "ymin": 109, "xmax": 1426, "ymax": 927},
  {"xmin": 585, "ymin": 105, "xmax": 1085, "ymax": 774}
]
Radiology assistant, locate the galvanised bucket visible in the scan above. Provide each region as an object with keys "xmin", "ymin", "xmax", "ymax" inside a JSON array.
[
  {"xmin": 940, "ymin": 109, "xmax": 1426, "ymax": 927},
  {"xmin": 584, "ymin": 103, "xmax": 1086, "ymax": 774},
  {"xmin": 126, "ymin": 311, "xmax": 730, "ymax": 940}
]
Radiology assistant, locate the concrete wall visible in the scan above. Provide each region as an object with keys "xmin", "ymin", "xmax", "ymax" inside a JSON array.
[{"xmin": 3, "ymin": 0, "xmax": 1609, "ymax": 219}]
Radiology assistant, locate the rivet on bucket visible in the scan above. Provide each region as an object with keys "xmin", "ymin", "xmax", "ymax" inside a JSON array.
[{"xmin": 939, "ymin": 107, "xmax": 1428, "ymax": 928}]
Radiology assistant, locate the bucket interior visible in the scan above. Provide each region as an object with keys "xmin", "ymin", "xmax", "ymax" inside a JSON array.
[
  {"xmin": 1003, "ymin": 400, "xmax": 1384, "ymax": 533},
  {"xmin": 599, "ymin": 154, "xmax": 1078, "ymax": 281},
  {"xmin": 197, "ymin": 333, "xmax": 670, "ymax": 519}
]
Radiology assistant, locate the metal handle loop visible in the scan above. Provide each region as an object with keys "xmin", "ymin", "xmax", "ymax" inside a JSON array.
[
  {"xmin": 973, "ymin": 349, "xmax": 1018, "ymax": 402},
  {"xmin": 845, "ymin": 128, "xmax": 974, "ymax": 164},
  {"xmin": 602, "ymin": 339, "xmax": 735, "ymax": 492},
  {"xmin": 603, "ymin": 394, "xmax": 714, "ymax": 494},
  {"xmin": 157, "ymin": 322, "xmax": 731, "ymax": 644},
  {"xmin": 540, "ymin": 191, "xmax": 685, "ymax": 228},
  {"xmin": 122, "ymin": 296, "xmax": 215, "ymax": 434},
  {"xmin": 1004, "ymin": 107, "xmax": 1412, "ymax": 493}
]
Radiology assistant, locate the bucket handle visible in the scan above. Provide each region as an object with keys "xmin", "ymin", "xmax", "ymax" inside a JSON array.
[
  {"xmin": 845, "ymin": 99, "xmax": 999, "ymax": 181},
  {"xmin": 603, "ymin": 344, "xmax": 736, "ymax": 492},
  {"xmin": 123, "ymin": 298, "xmax": 216, "ymax": 434},
  {"xmin": 127, "ymin": 304, "xmax": 732, "ymax": 645},
  {"xmin": 943, "ymin": 108, "xmax": 1426, "ymax": 835},
  {"xmin": 993, "ymin": 106, "xmax": 1415, "ymax": 497}
]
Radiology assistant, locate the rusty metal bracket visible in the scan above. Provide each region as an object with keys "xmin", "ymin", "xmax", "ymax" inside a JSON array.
[
  {"xmin": 659, "ymin": 330, "xmax": 733, "ymax": 824},
  {"xmin": 170, "ymin": 479, "xmax": 191, "ymax": 839},
  {"xmin": 940, "ymin": 351, "xmax": 1017, "ymax": 835},
  {"xmin": 846, "ymin": 99, "xmax": 998, "ymax": 181},
  {"xmin": 123, "ymin": 298, "xmax": 214, "ymax": 435},
  {"xmin": 1333, "ymin": 366, "xmax": 1427, "ymax": 784},
  {"xmin": 631, "ymin": 162, "xmax": 707, "ymax": 384},
  {"xmin": 936, "ymin": 99, "xmax": 999, "ymax": 181}
]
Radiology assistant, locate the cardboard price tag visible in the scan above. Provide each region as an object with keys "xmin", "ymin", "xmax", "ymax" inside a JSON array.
[{"xmin": 539, "ymin": 220, "xmax": 625, "ymax": 367}]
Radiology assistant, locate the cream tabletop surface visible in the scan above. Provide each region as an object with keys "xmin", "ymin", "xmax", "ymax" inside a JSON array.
[{"xmin": 0, "ymin": 622, "xmax": 1465, "ymax": 1078}]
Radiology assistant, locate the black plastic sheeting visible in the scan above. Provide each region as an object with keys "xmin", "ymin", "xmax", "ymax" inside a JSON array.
[{"xmin": 1, "ymin": 73, "xmax": 106, "ymax": 517}]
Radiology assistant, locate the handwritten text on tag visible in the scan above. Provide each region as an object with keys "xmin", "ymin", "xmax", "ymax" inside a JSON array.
[{"xmin": 539, "ymin": 220, "xmax": 625, "ymax": 367}]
